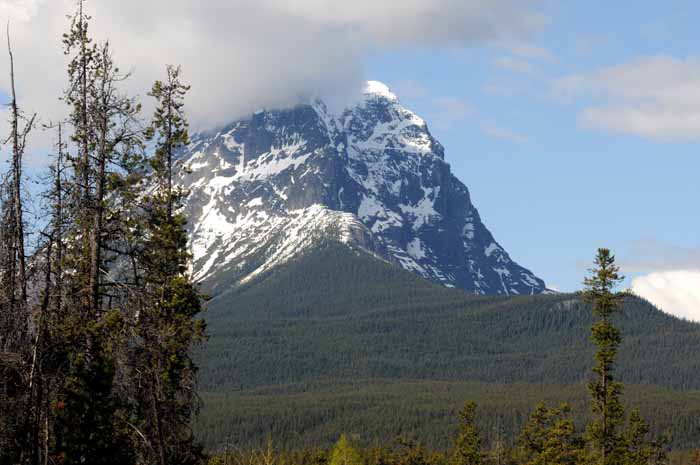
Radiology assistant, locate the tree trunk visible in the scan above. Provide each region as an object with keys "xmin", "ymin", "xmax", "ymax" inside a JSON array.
[
  {"xmin": 7, "ymin": 23, "xmax": 27, "ymax": 309},
  {"xmin": 91, "ymin": 114, "xmax": 107, "ymax": 316}
]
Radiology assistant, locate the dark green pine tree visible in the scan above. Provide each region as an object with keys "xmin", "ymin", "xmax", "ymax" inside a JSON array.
[
  {"xmin": 583, "ymin": 248, "xmax": 626, "ymax": 465},
  {"xmin": 518, "ymin": 402, "xmax": 584, "ymax": 465},
  {"xmin": 624, "ymin": 409, "xmax": 653, "ymax": 465},
  {"xmin": 451, "ymin": 401, "xmax": 482, "ymax": 465},
  {"xmin": 133, "ymin": 64, "xmax": 205, "ymax": 465}
]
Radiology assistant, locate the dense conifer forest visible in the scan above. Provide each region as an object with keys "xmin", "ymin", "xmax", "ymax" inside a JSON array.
[
  {"xmin": 196, "ymin": 244, "xmax": 700, "ymax": 454},
  {"xmin": 199, "ymin": 251, "xmax": 700, "ymax": 465}
]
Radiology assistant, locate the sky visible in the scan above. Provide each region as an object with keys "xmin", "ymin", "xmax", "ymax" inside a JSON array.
[{"xmin": 0, "ymin": 0, "xmax": 698, "ymax": 322}]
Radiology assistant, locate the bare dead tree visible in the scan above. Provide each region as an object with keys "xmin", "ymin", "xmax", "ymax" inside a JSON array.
[
  {"xmin": 6, "ymin": 22, "xmax": 36, "ymax": 310},
  {"xmin": 1, "ymin": 22, "xmax": 37, "ymax": 465}
]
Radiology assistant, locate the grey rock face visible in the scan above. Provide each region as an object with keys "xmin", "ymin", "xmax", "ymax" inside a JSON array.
[{"xmin": 176, "ymin": 81, "xmax": 546, "ymax": 296}]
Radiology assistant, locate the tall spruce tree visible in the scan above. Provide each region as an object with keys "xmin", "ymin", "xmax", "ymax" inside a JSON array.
[
  {"xmin": 624, "ymin": 409, "xmax": 653, "ymax": 465},
  {"xmin": 451, "ymin": 401, "xmax": 482, "ymax": 465},
  {"xmin": 131, "ymin": 64, "xmax": 205, "ymax": 465},
  {"xmin": 583, "ymin": 248, "xmax": 625, "ymax": 465}
]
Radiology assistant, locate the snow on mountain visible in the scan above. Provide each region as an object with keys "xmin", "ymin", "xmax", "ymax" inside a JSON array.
[{"xmin": 175, "ymin": 81, "xmax": 547, "ymax": 296}]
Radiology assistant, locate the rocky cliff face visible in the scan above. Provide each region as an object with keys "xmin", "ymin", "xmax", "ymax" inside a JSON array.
[{"xmin": 175, "ymin": 81, "xmax": 546, "ymax": 296}]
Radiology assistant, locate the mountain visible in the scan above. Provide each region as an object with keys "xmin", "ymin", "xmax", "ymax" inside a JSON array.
[{"xmin": 176, "ymin": 81, "xmax": 546, "ymax": 296}]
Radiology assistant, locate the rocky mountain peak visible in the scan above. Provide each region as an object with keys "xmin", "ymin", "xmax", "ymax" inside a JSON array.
[{"xmin": 176, "ymin": 81, "xmax": 547, "ymax": 296}]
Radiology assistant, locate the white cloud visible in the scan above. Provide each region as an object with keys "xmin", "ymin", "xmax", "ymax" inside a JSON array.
[
  {"xmin": 620, "ymin": 241, "xmax": 700, "ymax": 323},
  {"xmin": 0, "ymin": 0, "xmax": 544, "ymax": 154},
  {"xmin": 632, "ymin": 270, "xmax": 700, "ymax": 323},
  {"xmin": 482, "ymin": 124, "xmax": 528, "ymax": 144},
  {"xmin": 0, "ymin": 0, "xmax": 41, "ymax": 21},
  {"xmin": 554, "ymin": 56, "xmax": 700, "ymax": 141}
]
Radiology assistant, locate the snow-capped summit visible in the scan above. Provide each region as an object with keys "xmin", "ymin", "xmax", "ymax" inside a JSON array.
[
  {"xmin": 364, "ymin": 80, "xmax": 398, "ymax": 101},
  {"xmin": 176, "ymin": 81, "xmax": 547, "ymax": 296}
]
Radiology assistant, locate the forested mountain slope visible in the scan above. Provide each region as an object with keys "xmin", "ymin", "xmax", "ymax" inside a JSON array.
[{"xmin": 196, "ymin": 241, "xmax": 700, "ymax": 450}]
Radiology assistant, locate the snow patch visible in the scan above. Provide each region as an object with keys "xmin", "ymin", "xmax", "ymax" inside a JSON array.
[
  {"xmin": 364, "ymin": 81, "xmax": 398, "ymax": 101},
  {"xmin": 484, "ymin": 242, "xmax": 500, "ymax": 257},
  {"xmin": 398, "ymin": 187, "xmax": 441, "ymax": 230},
  {"xmin": 406, "ymin": 238, "xmax": 426, "ymax": 260},
  {"xmin": 246, "ymin": 197, "xmax": 263, "ymax": 208}
]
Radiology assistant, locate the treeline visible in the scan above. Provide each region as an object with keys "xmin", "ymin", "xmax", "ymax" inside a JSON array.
[
  {"xmin": 0, "ymin": 2, "xmax": 204, "ymax": 464},
  {"xmin": 205, "ymin": 250, "xmax": 699, "ymax": 465},
  {"xmin": 207, "ymin": 430, "xmax": 700, "ymax": 465},
  {"xmin": 195, "ymin": 381, "xmax": 700, "ymax": 452}
]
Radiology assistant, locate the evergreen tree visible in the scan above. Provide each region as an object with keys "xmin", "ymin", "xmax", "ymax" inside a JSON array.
[
  {"xmin": 583, "ymin": 248, "xmax": 626, "ymax": 465},
  {"xmin": 330, "ymin": 434, "xmax": 364, "ymax": 465},
  {"xmin": 53, "ymin": 3, "xmax": 142, "ymax": 462},
  {"xmin": 62, "ymin": 0, "xmax": 97, "ymax": 312},
  {"xmin": 130, "ymin": 64, "xmax": 205, "ymax": 465},
  {"xmin": 451, "ymin": 401, "xmax": 482, "ymax": 465},
  {"xmin": 647, "ymin": 435, "xmax": 670, "ymax": 465},
  {"xmin": 4, "ymin": 2, "xmax": 205, "ymax": 463},
  {"xmin": 145, "ymin": 64, "xmax": 190, "ymax": 220},
  {"xmin": 624, "ymin": 410, "xmax": 652, "ymax": 465},
  {"xmin": 518, "ymin": 402, "xmax": 583, "ymax": 465}
]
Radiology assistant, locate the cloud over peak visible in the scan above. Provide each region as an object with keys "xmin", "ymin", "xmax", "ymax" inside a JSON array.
[{"xmin": 0, "ymin": 0, "xmax": 544, "ymax": 135}]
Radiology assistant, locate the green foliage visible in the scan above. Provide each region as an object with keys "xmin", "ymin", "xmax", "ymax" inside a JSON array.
[
  {"xmin": 625, "ymin": 409, "xmax": 654, "ymax": 465},
  {"xmin": 195, "ymin": 244, "xmax": 700, "ymax": 453},
  {"xmin": 205, "ymin": 440, "xmax": 700, "ymax": 465},
  {"xmin": 52, "ymin": 344, "xmax": 132, "ymax": 465},
  {"xmin": 51, "ymin": 309, "xmax": 132, "ymax": 464},
  {"xmin": 0, "ymin": 3, "xmax": 206, "ymax": 462},
  {"xmin": 127, "ymin": 64, "xmax": 206, "ymax": 464},
  {"xmin": 201, "ymin": 243, "xmax": 700, "ymax": 390},
  {"xmin": 517, "ymin": 402, "xmax": 583, "ymax": 465},
  {"xmin": 195, "ymin": 380, "xmax": 700, "ymax": 453},
  {"xmin": 330, "ymin": 435, "xmax": 365, "ymax": 465},
  {"xmin": 451, "ymin": 402, "xmax": 481, "ymax": 465},
  {"xmin": 583, "ymin": 249, "xmax": 626, "ymax": 465},
  {"xmin": 146, "ymin": 65, "xmax": 190, "ymax": 194}
]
